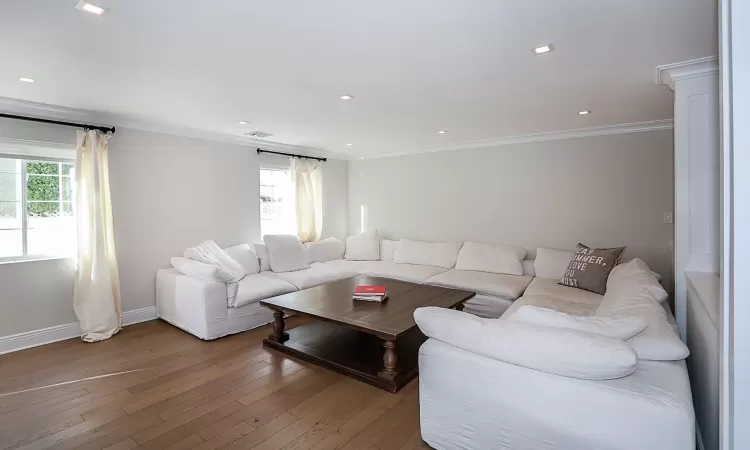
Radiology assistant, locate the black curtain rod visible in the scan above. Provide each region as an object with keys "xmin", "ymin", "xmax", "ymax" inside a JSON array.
[
  {"xmin": 256, "ymin": 148, "xmax": 326, "ymax": 162},
  {"xmin": 0, "ymin": 113, "xmax": 115, "ymax": 134}
]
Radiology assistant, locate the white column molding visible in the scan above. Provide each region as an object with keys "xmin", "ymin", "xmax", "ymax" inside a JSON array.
[
  {"xmin": 657, "ymin": 57, "xmax": 720, "ymax": 91},
  {"xmin": 720, "ymin": 1, "xmax": 750, "ymax": 448},
  {"xmin": 658, "ymin": 57, "xmax": 720, "ymax": 339}
]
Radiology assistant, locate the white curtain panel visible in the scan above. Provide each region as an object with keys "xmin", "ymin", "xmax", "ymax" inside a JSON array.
[
  {"xmin": 290, "ymin": 158, "xmax": 323, "ymax": 242},
  {"xmin": 74, "ymin": 130, "xmax": 122, "ymax": 342}
]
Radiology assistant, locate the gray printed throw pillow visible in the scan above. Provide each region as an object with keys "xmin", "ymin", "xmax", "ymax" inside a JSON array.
[{"xmin": 559, "ymin": 244, "xmax": 626, "ymax": 295}]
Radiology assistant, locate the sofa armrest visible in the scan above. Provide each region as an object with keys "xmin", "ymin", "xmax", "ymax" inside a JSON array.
[
  {"xmin": 414, "ymin": 307, "xmax": 636, "ymax": 380},
  {"xmin": 156, "ymin": 268, "xmax": 229, "ymax": 339}
]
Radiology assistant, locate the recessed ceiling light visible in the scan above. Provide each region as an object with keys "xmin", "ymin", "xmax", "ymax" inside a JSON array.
[
  {"xmin": 533, "ymin": 44, "xmax": 554, "ymax": 55},
  {"xmin": 438, "ymin": 130, "xmax": 447, "ymax": 134},
  {"xmin": 340, "ymin": 94, "xmax": 354, "ymax": 100},
  {"xmin": 346, "ymin": 143, "xmax": 353, "ymax": 147},
  {"xmin": 238, "ymin": 121, "xmax": 248, "ymax": 125},
  {"xmin": 75, "ymin": 1, "xmax": 106, "ymax": 16},
  {"xmin": 19, "ymin": 77, "xmax": 34, "ymax": 83},
  {"xmin": 578, "ymin": 110, "xmax": 591, "ymax": 115}
]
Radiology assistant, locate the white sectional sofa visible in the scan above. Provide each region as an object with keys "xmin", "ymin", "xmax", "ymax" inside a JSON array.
[
  {"xmin": 157, "ymin": 235, "xmax": 695, "ymax": 450},
  {"xmin": 156, "ymin": 234, "xmax": 535, "ymax": 340},
  {"xmin": 416, "ymin": 257, "xmax": 695, "ymax": 450}
]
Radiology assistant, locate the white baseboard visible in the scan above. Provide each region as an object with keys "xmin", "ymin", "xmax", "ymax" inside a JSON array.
[
  {"xmin": 122, "ymin": 306, "xmax": 158, "ymax": 326},
  {"xmin": 0, "ymin": 306, "xmax": 157, "ymax": 355}
]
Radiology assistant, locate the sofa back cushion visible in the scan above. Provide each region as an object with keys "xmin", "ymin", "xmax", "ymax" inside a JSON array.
[
  {"xmin": 263, "ymin": 235, "xmax": 310, "ymax": 273},
  {"xmin": 305, "ymin": 237, "xmax": 345, "ymax": 263},
  {"xmin": 253, "ymin": 242, "xmax": 271, "ymax": 271},
  {"xmin": 380, "ymin": 239, "xmax": 398, "ymax": 261},
  {"xmin": 414, "ymin": 307, "xmax": 637, "ymax": 380},
  {"xmin": 223, "ymin": 244, "xmax": 260, "ymax": 275},
  {"xmin": 455, "ymin": 241, "xmax": 527, "ymax": 275},
  {"xmin": 534, "ymin": 248, "xmax": 574, "ymax": 279},
  {"xmin": 522, "ymin": 259, "xmax": 535, "ymax": 276},
  {"xmin": 394, "ymin": 239, "xmax": 463, "ymax": 269},
  {"xmin": 607, "ymin": 258, "xmax": 668, "ymax": 304},
  {"xmin": 345, "ymin": 230, "xmax": 381, "ymax": 261},
  {"xmin": 596, "ymin": 262, "xmax": 689, "ymax": 361}
]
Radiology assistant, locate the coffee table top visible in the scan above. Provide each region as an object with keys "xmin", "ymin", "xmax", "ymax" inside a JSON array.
[{"xmin": 259, "ymin": 275, "xmax": 475, "ymax": 340}]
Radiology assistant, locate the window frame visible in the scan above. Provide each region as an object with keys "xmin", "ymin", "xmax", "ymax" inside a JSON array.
[
  {"xmin": 259, "ymin": 164, "xmax": 295, "ymax": 239},
  {"xmin": 0, "ymin": 143, "xmax": 76, "ymax": 263}
]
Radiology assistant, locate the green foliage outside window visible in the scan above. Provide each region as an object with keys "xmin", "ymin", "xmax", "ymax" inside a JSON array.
[
  {"xmin": 25, "ymin": 162, "xmax": 74, "ymax": 217},
  {"xmin": 0, "ymin": 160, "xmax": 74, "ymax": 218}
]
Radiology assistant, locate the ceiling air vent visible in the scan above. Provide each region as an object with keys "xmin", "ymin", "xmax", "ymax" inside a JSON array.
[{"xmin": 245, "ymin": 131, "xmax": 274, "ymax": 138}]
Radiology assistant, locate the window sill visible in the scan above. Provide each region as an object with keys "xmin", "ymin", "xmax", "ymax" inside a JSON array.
[{"xmin": 0, "ymin": 255, "xmax": 75, "ymax": 266}]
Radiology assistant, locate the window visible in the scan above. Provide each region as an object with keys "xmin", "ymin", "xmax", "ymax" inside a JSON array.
[
  {"xmin": 260, "ymin": 167, "xmax": 295, "ymax": 238},
  {"xmin": 0, "ymin": 157, "xmax": 76, "ymax": 260}
]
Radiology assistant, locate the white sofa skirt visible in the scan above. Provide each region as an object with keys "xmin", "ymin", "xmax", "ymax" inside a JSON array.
[
  {"xmin": 156, "ymin": 268, "xmax": 275, "ymax": 340},
  {"xmin": 419, "ymin": 338, "xmax": 695, "ymax": 450}
]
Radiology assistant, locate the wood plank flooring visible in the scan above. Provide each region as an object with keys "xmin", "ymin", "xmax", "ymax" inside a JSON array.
[{"xmin": 0, "ymin": 318, "xmax": 428, "ymax": 450}]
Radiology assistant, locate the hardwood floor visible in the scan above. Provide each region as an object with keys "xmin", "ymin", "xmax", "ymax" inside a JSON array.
[{"xmin": 0, "ymin": 318, "xmax": 428, "ymax": 450}]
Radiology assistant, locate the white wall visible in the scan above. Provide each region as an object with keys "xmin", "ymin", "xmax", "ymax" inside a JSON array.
[
  {"xmin": 108, "ymin": 129, "xmax": 264, "ymax": 314},
  {"xmin": 349, "ymin": 130, "xmax": 675, "ymax": 285},
  {"xmin": 0, "ymin": 119, "xmax": 349, "ymax": 338}
]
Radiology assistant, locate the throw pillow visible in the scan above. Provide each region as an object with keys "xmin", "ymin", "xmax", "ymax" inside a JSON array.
[
  {"xmin": 223, "ymin": 244, "xmax": 260, "ymax": 275},
  {"xmin": 414, "ymin": 307, "xmax": 637, "ymax": 380},
  {"xmin": 183, "ymin": 239, "xmax": 246, "ymax": 280},
  {"xmin": 559, "ymin": 243, "xmax": 625, "ymax": 294},
  {"xmin": 305, "ymin": 237, "xmax": 346, "ymax": 263},
  {"xmin": 170, "ymin": 256, "xmax": 236, "ymax": 283},
  {"xmin": 263, "ymin": 235, "xmax": 310, "ymax": 273},
  {"xmin": 345, "ymin": 230, "xmax": 380, "ymax": 261},
  {"xmin": 509, "ymin": 305, "xmax": 646, "ymax": 340}
]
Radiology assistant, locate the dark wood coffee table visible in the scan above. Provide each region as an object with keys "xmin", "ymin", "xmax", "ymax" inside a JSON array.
[{"xmin": 260, "ymin": 275, "xmax": 475, "ymax": 393}]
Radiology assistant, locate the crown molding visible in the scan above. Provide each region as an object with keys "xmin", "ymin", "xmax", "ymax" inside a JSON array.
[
  {"xmin": 0, "ymin": 97, "xmax": 674, "ymax": 163},
  {"xmin": 363, "ymin": 119, "xmax": 674, "ymax": 160},
  {"xmin": 0, "ymin": 97, "xmax": 349, "ymax": 160},
  {"xmin": 656, "ymin": 56, "xmax": 719, "ymax": 91}
]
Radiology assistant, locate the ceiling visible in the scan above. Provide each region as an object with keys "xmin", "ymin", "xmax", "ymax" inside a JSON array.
[{"xmin": 0, "ymin": 1, "xmax": 717, "ymax": 157}]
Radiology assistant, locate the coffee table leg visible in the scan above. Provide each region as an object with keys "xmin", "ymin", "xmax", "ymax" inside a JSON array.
[
  {"xmin": 377, "ymin": 340, "xmax": 398, "ymax": 381},
  {"xmin": 269, "ymin": 309, "xmax": 289, "ymax": 343},
  {"xmin": 455, "ymin": 302, "xmax": 465, "ymax": 312}
]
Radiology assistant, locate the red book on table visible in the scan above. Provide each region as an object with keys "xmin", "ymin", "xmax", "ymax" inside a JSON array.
[{"xmin": 354, "ymin": 285, "xmax": 387, "ymax": 296}]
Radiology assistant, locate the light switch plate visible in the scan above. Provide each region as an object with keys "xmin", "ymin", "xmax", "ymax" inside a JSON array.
[{"xmin": 663, "ymin": 212, "xmax": 673, "ymax": 224}]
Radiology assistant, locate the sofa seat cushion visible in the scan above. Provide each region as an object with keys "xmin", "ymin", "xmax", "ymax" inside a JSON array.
[
  {"xmin": 360, "ymin": 261, "xmax": 448, "ymax": 283},
  {"xmin": 503, "ymin": 294, "xmax": 602, "ymax": 319},
  {"xmin": 462, "ymin": 294, "xmax": 514, "ymax": 319},
  {"xmin": 524, "ymin": 277, "xmax": 604, "ymax": 304},
  {"xmin": 234, "ymin": 274, "xmax": 297, "ymax": 308},
  {"xmin": 427, "ymin": 269, "xmax": 532, "ymax": 300},
  {"xmin": 320, "ymin": 259, "xmax": 370, "ymax": 275},
  {"xmin": 262, "ymin": 263, "xmax": 353, "ymax": 290}
]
